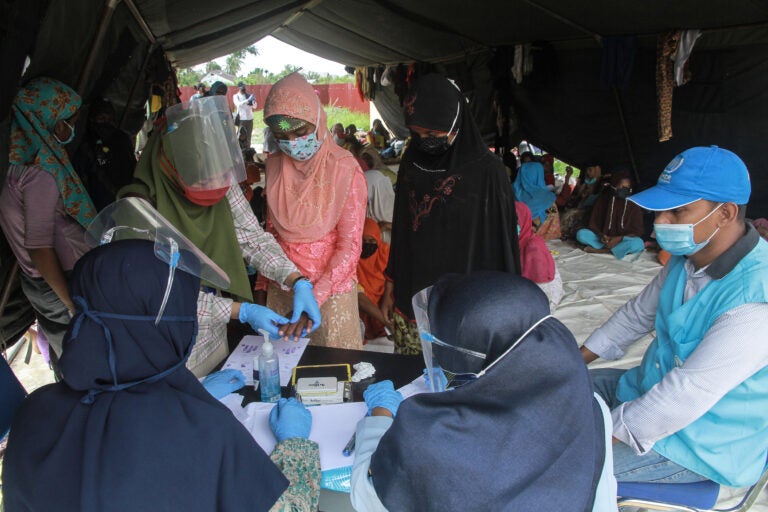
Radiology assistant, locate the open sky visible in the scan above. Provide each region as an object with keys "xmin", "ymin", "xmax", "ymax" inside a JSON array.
[{"xmin": 209, "ymin": 36, "xmax": 348, "ymax": 76}]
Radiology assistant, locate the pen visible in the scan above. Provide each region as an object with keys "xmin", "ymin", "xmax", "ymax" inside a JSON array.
[{"xmin": 342, "ymin": 432, "xmax": 356, "ymax": 457}]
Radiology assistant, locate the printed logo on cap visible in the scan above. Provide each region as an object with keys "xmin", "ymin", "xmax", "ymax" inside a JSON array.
[{"xmin": 659, "ymin": 155, "xmax": 684, "ymax": 184}]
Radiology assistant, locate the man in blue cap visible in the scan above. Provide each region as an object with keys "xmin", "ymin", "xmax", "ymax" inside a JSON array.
[{"xmin": 581, "ymin": 146, "xmax": 768, "ymax": 488}]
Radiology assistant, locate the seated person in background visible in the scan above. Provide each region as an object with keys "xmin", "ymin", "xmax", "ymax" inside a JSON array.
[
  {"xmin": 513, "ymin": 151, "xmax": 556, "ymax": 227},
  {"xmin": 345, "ymin": 123, "xmax": 358, "ymax": 141},
  {"xmin": 357, "ymin": 219, "xmax": 393, "ymax": 341},
  {"xmin": 752, "ymin": 218, "xmax": 768, "ymax": 240},
  {"xmin": 576, "ymin": 171, "xmax": 645, "ymax": 259},
  {"xmin": 367, "ymin": 119, "xmax": 390, "ymax": 150},
  {"xmin": 352, "ymin": 271, "xmax": 616, "ymax": 512},
  {"xmin": 516, "ymin": 202, "xmax": 563, "ymax": 309},
  {"xmin": 555, "ymin": 165, "xmax": 576, "ymax": 208},
  {"xmin": 2, "ymin": 239, "xmax": 320, "ymax": 512},
  {"xmin": 262, "ymin": 125, "xmax": 279, "ymax": 155},
  {"xmin": 71, "ymin": 98, "xmax": 136, "ymax": 211},
  {"xmin": 561, "ymin": 163, "xmax": 604, "ymax": 238},
  {"xmin": 540, "ymin": 154, "xmax": 556, "ymax": 190},
  {"xmin": 361, "ymin": 156, "xmax": 395, "ymax": 242},
  {"xmin": 581, "ymin": 146, "xmax": 768, "ymax": 488},
  {"xmin": 331, "ymin": 122, "xmax": 346, "ymax": 146}
]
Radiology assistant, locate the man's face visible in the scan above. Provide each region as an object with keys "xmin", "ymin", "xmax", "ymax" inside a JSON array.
[{"xmin": 655, "ymin": 199, "xmax": 724, "ymax": 244}]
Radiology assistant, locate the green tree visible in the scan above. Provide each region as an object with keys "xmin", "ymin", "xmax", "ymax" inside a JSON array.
[
  {"xmin": 205, "ymin": 61, "xmax": 222, "ymax": 72},
  {"xmin": 244, "ymin": 67, "xmax": 274, "ymax": 85},
  {"xmin": 275, "ymin": 64, "xmax": 302, "ymax": 81},
  {"xmin": 177, "ymin": 67, "xmax": 203, "ymax": 87},
  {"xmin": 225, "ymin": 45, "xmax": 259, "ymax": 77}
]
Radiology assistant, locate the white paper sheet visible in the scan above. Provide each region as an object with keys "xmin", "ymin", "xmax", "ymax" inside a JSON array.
[
  {"xmin": 222, "ymin": 335, "xmax": 309, "ymax": 386},
  {"xmin": 222, "ymin": 398, "xmax": 368, "ymax": 471}
]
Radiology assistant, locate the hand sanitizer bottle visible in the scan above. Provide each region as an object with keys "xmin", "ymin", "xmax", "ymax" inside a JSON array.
[{"xmin": 257, "ymin": 329, "xmax": 280, "ymax": 403}]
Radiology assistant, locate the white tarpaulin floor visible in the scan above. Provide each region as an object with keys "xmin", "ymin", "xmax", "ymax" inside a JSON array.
[{"xmin": 7, "ymin": 240, "xmax": 768, "ymax": 510}]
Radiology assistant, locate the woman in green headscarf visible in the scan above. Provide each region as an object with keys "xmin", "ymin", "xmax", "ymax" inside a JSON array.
[{"xmin": 119, "ymin": 95, "xmax": 321, "ymax": 376}]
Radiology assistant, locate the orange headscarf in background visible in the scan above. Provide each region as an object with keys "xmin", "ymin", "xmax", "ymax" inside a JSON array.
[
  {"xmin": 357, "ymin": 218, "xmax": 390, "ymax": 305},
  {"xmin": 264, "ymin": 73, "xmax": 359, "ymax": 242},
  {"xmin": 516, "ymin": 201, "xmax": 556, "ymax": 283}
]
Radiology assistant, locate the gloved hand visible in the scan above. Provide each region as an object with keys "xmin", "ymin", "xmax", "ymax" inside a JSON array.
[
  {"xmin": 363, "ymin": 380, "xmax": 403, "ymax": 417},
  {"xmin": 291, "ymin": 279, "xmax": 321, "ymax": 332},
  {"xmin": 269, "ymin": 397, "xmax": 312, "ymax": 442},
  {"xmin": 422, "ymin": 367, "xmax": 449, "ymax": 391},
  {"xmin": 239, "ymin": 303, "xmax": 289, "ymax": 338},
  {"xmin": 202, "ymin": 369, "xmax": 246, "ymax": 399}
]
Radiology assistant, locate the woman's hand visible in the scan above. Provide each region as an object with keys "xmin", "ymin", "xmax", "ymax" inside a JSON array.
[{"xmin": 278, "ymin": 312, "xmax": 313, "ymax": 341}]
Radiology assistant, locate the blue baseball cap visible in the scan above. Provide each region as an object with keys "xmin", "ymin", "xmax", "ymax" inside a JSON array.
[{"xmin": 628, "ymin": 146, "xmax": 751, "ymax": 211}]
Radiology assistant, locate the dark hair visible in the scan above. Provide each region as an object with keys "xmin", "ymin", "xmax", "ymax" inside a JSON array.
[{"xmin": 737, "ymin": 204, "xmax": 748, "ymax": 221}]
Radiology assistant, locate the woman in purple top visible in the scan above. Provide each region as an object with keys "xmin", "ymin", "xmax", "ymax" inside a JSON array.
[{"xmin": 0, "ymin": 77, "xmax": 96, "ymax": 376}]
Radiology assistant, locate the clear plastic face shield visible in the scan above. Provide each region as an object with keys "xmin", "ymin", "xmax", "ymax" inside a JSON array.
[
  {"xmin": 163, "ymin": 95, "xmax": 246, "ymax": 193},
  {"xmin": 412, "ymin": 286, "xmax": 552, "ymax": 392},
  {"xmin": 85, "ymin": 197, "xmax": 230, "ymax": 323}
]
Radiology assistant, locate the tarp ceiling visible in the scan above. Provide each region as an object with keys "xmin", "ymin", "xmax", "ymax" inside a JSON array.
[{"xmin": 136, "ymin": 1, "xmax": 768, "ymax": 68}]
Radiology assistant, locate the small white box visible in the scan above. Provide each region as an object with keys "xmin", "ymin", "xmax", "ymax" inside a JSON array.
[{"xmin": 296, "ymin": 377, "xmax": 338, "ymax": 396}]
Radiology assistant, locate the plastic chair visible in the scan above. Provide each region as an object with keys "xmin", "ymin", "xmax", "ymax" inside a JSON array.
[
  {"xmin": 1, "ymin": 355, "xmax": 27, "ymax": 440},
  {"xmin": 617, "ymin": 465, "xmax": 768, "ymax": 511}
]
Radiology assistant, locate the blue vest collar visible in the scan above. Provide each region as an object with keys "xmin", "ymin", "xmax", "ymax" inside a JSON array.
[{"xmin": 699, "ymin": 223, "xmax": 759, "ymax": 280}]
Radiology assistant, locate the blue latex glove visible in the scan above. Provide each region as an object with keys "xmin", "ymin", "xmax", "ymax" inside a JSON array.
[
  {"xmin": 291, "ymin": 279, "xmax": 322, "ymax": 333},
  {"xmin": 239, "ymin": 303, "xmax": 289, "ymax": 338},
  {"xmin": 422, "ymin": 367, "xmax": 449, "ymax": 391},
  {"xmin": 363, "ymin": 380, "xmax": 403, "ymax": 417},
  {"xmin": 269, "ymin": 397, "xmax": 312, "ymax": 442},
  {"xmin": 202, "ymin": 369, "xmax": 246, "ymax": 399}
]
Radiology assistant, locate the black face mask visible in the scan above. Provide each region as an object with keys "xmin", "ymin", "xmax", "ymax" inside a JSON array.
[
  {"xmin": 614, "ymin": 187, "xmax": 632, "ymax": 199},
  {"xmin": 361, "ymin": 241, "xmax": 378, "ymax": 259},
  {"xmin": 415, "ymin": 134, "xmax": 452, "ymax": 155}
]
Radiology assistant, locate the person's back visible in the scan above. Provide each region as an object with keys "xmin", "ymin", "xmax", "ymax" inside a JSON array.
[{"xmin": 2, "ymin": 240, "xmax": 291, "ymax": 511}]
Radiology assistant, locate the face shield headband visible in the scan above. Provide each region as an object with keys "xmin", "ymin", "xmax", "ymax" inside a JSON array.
[
  {"xmin": 413, "ymin": 285, "xmax": 552, "ymax": 391},
  {"xmin": 70, "ymin": 295, "xmax": 196, "ymax": 405}
]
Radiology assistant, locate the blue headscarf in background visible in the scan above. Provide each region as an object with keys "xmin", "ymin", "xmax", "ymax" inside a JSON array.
[
  {"xmin": 2, "ymin": 240, "xmax": 288, "ymax": 511},
  {"xmin": 9, "ymin": 77, "xmax": 96, "ymax": 229},
  {"xmin": 513, "ymin": 161, "xmax": 555, "ymax": 223},
  {"xmin": 370, "ymin": 272, "xmax": 605, "ymax": 512}
]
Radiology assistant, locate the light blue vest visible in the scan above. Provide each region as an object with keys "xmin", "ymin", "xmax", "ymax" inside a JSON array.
[{"xmin": 617, "ymin": 239, "xmax": 768, "ymax": 486}]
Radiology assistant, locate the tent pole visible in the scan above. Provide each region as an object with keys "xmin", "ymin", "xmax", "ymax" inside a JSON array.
[
  {"xmin": 123, "ymin": 0, "xmax": 157, "ymax": 44},
  {"xmin": 611, "ymin": 86, "xmax": 640, "ymax": 182},
  {"xmin": 77, "ymin": 0, "xmax": 120, "ymax": 97}
]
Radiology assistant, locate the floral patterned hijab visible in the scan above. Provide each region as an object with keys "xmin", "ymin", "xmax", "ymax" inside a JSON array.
[
  {"xmin": 263, "ymin": 73, "xmax": 359, "ymax": 242},
  {"xmin": 9, "ymin": 77, "xmax": 95, "ymax": 229}
]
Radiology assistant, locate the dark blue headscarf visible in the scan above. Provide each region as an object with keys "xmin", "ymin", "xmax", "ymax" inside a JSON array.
[
  {"xmin": 2, "ymin": 240, "xmax": 288, "ymax": 511},
  {"xmin": 370, "ymin": 272, "xmax": 605, "ymax": 511}
]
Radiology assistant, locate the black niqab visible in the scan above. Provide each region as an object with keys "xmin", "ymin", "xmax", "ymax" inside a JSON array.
[{"xmin": 387, "ymin": 74, "xmax": 520, "ymax": 318}]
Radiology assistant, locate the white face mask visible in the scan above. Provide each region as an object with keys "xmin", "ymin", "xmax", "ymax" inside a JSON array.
[{"xmin": 653, "ymin": 202, "xmax": 723, "ymax": 256}]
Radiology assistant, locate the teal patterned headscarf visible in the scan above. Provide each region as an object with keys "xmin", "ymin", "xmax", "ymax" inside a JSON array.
[{"xmin": 9, "ymin": 77, "xmax": 96, "ymax": 229}]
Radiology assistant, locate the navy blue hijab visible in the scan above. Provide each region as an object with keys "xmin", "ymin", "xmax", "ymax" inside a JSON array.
[
  {"xmin": 2, "ymin": 240, "xmax": 288, "ymax": 512},
  {"xmin": 370, "ymin": 272, "xmax": 605, "ymax": 511}
]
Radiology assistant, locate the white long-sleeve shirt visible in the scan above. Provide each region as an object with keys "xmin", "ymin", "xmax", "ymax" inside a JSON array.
[
  {"xmin": 233, "ymin": 92, "xmax": 255, "ymax": 121},
  {"xmin": 584, "ymin": 227, "xmax": 768, "ymax": 454}
]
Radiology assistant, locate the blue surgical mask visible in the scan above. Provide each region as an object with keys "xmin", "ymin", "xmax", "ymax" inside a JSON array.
[
  {"xmin": 54, "ymin": 119, "xmax": 75, "ymax": 145},
  {"xmin": 584, "ymin": 177, "xmax": 597, "ymax": 185},
  {"xmin": 278, "ymin": 131, "xmax": 322, "ymax": 161},
  {"xmin": 654, "ymin": 203, "xmax": 723, "ymax": 256}
]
